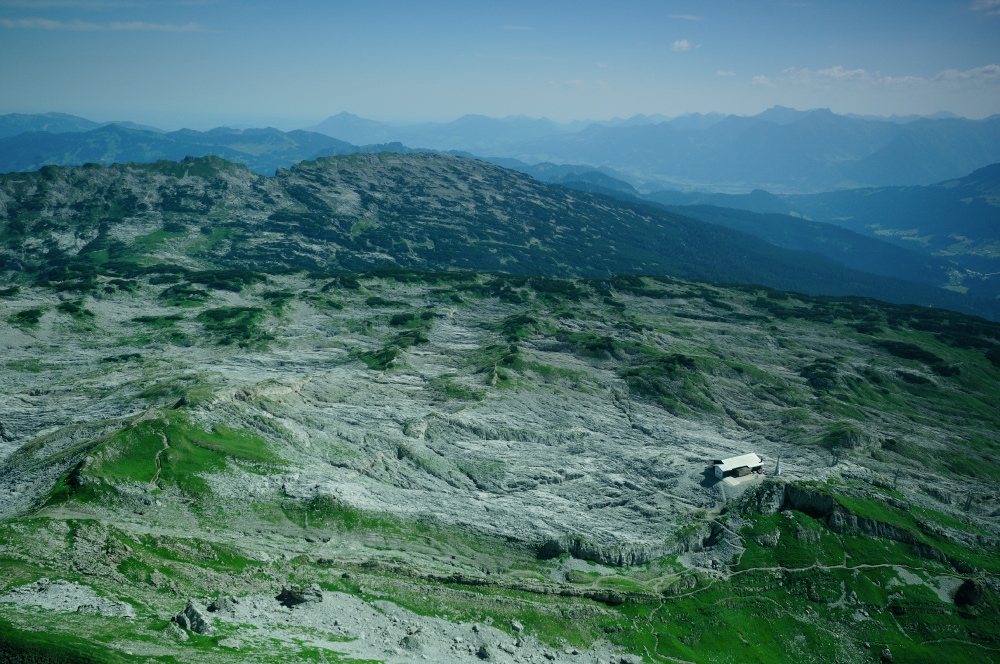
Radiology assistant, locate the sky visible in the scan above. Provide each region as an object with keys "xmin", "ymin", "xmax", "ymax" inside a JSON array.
[{"xmin": 1, "ymin": 0, "xmax": 998, "ymax": 130}]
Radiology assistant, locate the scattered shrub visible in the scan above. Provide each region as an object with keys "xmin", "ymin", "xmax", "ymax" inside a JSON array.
[
  {"xmin": 56, "ymin": 299, "xmax": 94, "ymax": 320},
  {"xmin": 10, "ymin": 307, "xmax": 44, "ymax": 327},
  {"xmin": 498, "ymin": 314, "xmax": 539, "ymax": 341},
  {"xmin": 389, "ymin": 312, "xmax": 417, "ymax": 327},
  {"xmin": 875, "ymin": 340, "xmax": 943, "ymax": 365},
  {"xmin": 366, "ymin": 296, "xmax": 408, "ymax": 307},
  {"xmin": 800, "ymin": 358, "xmax": 838, "ymax": 389},
  {"xmin": 160, "ymin": 283, "xmax": 209, "ymax": 306},
  {"xmin": 198, "ymin": 306, "xmax": 271, "ymax": 347}
]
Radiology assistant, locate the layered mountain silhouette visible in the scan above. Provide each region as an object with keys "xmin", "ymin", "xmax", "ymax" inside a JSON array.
[
  {"xmin": 0, "ymin": 123, "xmax": 420, "ymax": 175},
  {"xmin": 6, "ymin": 108, "xmax": 999, "ymax": 192},
  {"xmin": 0, "ymin": 112, "xmax": 162, "ymax": 139},
  {"xmin": 303, "ymin": 108, "xmax": 1000, "ymax": 192}
]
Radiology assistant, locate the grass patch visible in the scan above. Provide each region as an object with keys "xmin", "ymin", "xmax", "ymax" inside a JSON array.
[
  {"xmin": 6, "ymin": 358, "xmax": 56, "ymax": 372},
  {"xmin": 9, "ymin": 307, "xmax": 44, "ymax": 328},
  {"xmin": 197, "ymin": 306, "xmax": 272, "ymax": 347},
  {"xmin": 50, "ymin": 414, "xmax": 282, "ymax": 500},
  {"xmin": 160, "ymin": 283, "xmax": 210, "ymax": 307},
  {"xmin": 55, "ymin": 299, "xmax": 95, "ymax": 321},
  {"xmin": 0, "ymin": 618, "xmax": 139, "ymax": 664}
]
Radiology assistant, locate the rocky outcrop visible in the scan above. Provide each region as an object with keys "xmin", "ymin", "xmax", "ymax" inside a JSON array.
[
  {"xmin": 537, "ymin": 521, "xmax": 714, "ymax": 568},
  {"xmin": 827, "ymin": 510, "xmax": 947, "ymax": 561},
  {"xmin": 736, "ymin": 481, "xmax": 966, "ymax": 567},
  {"xmin": 277, "ymin": 583, "xmax": 323, "ymax": 607},
  {"xmin": 539, "ymin": 537, "xmax": 661, "ymax": 567},
  {"xmin": 784, "ymin": 485, "xmax": 835, "ymax": 517},
  {"xmin": 737, "ymin": 481, "xmax": 836, "ymax": 518},
  {"xmin": 207, "ymin": 595, "xmax": 240, "ymax": 615},
  {"xmin": 172, "ymin": 599, "xmax": 215, "ymax": 635},
  {"xmin": 737, "ymin": 480, "xmax": 786, "ymax": 515},
  {"xmin": 753, "ymin": 529, "xmax": 781, "ymax": 547},
  {"xmin": 313, "ymin": 556, "xmax": 661, "ymax": 605},
  {"xmin": 0, "ymin": 578, "xmax": 135, "ymax": 619}
]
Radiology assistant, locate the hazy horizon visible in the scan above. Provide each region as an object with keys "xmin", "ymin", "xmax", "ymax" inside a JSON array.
[
  {"xmin": 2, "ymin": 0, "xmax": 998, "ymax": 131},
  {"xmin": 0, "ymin": 106, "xmax": 989, "ymax": 136}
]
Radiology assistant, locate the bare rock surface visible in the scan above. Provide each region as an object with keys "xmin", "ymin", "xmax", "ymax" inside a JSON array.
[
  {"xmin": 0, "ymin": 578, "xmax": 135, "ymax": 618},
  {"xmin": 207, "ymin": 589, "xmax": 621, "ymax": 664}
]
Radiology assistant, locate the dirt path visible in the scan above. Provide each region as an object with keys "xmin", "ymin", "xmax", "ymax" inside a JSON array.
[{"xmin": 150, "ymin": 429, "xmax": 169, "ymax": 488}]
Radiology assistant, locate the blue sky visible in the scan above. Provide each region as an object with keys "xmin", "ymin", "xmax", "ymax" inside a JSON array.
[{"xmin": 1, "ymin": 0, "xmax": 998, "ymax": 129}]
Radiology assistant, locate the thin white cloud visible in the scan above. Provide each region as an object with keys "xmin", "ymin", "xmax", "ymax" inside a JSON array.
[
  {"xmin": 935, "ymin": 64, "xmax": 1000, "ymax": 82},
  {"xmin": 502, "ymin": 25, "xmax": 534, "ymax": 30},
  {"xmin": 0, "ymin": 0, "xmax": 212, "ymax": 5},
  {"xmin": 669, "ymin": 14, "xmax": 703, "ymax": 20},
  {"xmin": 1, "ymin": 17, "xmax": 100, "ymax": 29},
  {"xmin": 780, "ymin": 66, "xmax": 926, "ymax": 89},
  {"xmin": 971, "ymin": 0, "xmax": 1000, "ymax": 14},
  {"xmin": 716, "ymin": 70, "xmax": 736, "ymax": 77},
  {"xmin": 671, "ymin": 39, "xmax": 691, "ymax": 52},
  {"xmin": 0, "ymin": 16, "xmax": 202, "ymax": 30},
  {"xmin": 782, "ymin": 65, "xmax": 871, "ymax": 84},
  {"xmin": 761, "ymin": 64, "xmax": 999, "ymax": 91},
  {"xmin": 751, "ymin": 75, "xmax": 775, "ymax": 88}
]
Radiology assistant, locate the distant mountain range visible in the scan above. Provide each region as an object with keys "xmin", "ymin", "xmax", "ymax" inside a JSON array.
[
  {"xmin": 0, "ymin": 123, "xmax": 427, "ymax": 175},
  {"xmin": 0, "ymin": 112, "xmax": 162, "ymax": 138},
  {"xmin": 5, "ymin": 108, "xmax": 998, "ymax": 192},
  {"xmin": 307, "ymin": 112, "xmax": 575, "ymax": 153},
  {"xmin": 302, "ymin": 107, "xmax": 1000, "ymax": 192},
  {"xmin": 502, "ymin": 111, "xmax": 1000, "ymax": 192}
]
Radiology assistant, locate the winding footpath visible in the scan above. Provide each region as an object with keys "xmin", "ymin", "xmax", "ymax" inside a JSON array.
[{"xmin": 149, "ymin": 429, "xmax": 170, "ymax": 488}]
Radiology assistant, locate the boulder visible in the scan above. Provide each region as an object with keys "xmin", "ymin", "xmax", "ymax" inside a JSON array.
[
  {"xmin": 218, "ymin": 637, "xmax": 242, "ymax": 650},
  {"xmin": 401, "ymin": 631, "xmax": 428, "ymax": 652},
  {"xmin": 207, "ymin": 595, "xmax": 239, "ymax": 614},
  {"xmin": 277, "ymin": 583, "xmax": 323, "ymax": 607},
  {"xmin": 171, "ymin": 600, "xmax": 214, "ymax": 635}
]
